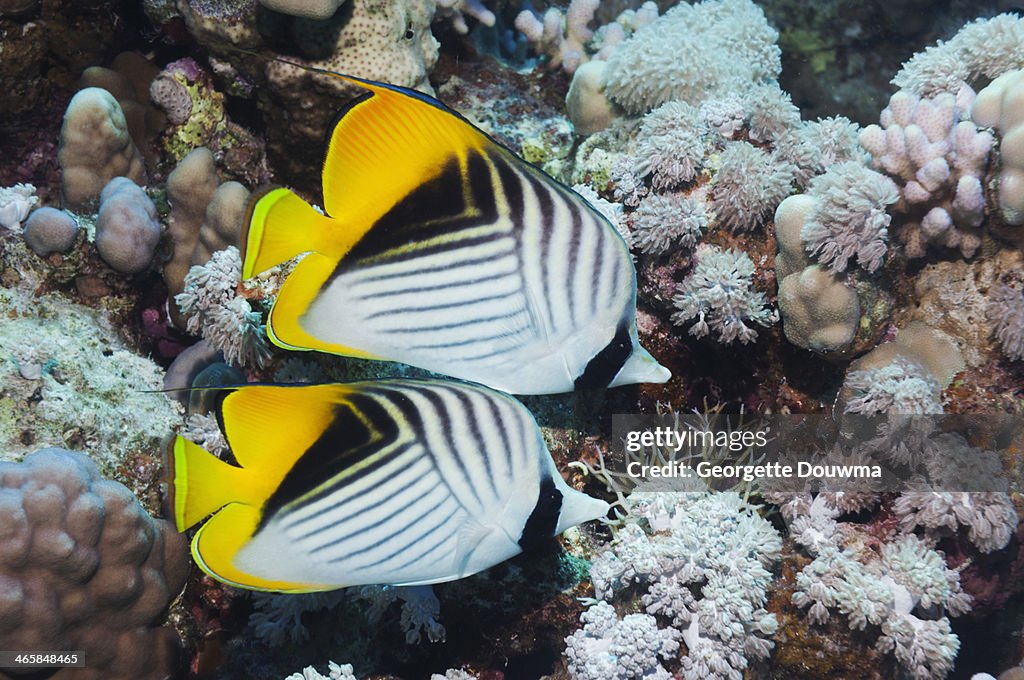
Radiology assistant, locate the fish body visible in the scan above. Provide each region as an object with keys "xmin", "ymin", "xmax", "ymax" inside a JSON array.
[
  {"xmin": 170, "ymin": 380, "xmax": 609, "ymax": 592},
  {"xmin": 242, "ymin": 73, "xmax": 670, "ymax": 394}
]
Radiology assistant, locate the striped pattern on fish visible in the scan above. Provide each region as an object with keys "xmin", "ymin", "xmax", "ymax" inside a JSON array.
[
  {"xmin": 302, "ymin": 145, "xmax": 634, "ymax": 393},
  {"xmin": 241, "ymin": 70, "xmax": 671, "ymax": 394},
  {"xmin": 171, "ymin": 380, "xmax": 609, "ymax": 592}
]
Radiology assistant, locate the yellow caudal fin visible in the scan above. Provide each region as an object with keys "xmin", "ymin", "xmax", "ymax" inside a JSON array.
[
  {"xmin": 241, "ymin": 187, "xmax": 345, "ymax": 279},
  {"xmin": 169, "ymin": 436, "xmax": 254, "ymax": 531},
  {"xmin": 191, "ymin": 503, "xmax": 329, "ymax": 592},
  {"xmin": 318, "ymin": 73, "xmax": 492, "ymax": 231}
]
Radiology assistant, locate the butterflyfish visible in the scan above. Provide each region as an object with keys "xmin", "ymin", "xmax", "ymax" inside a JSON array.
[
  {"xmin": 241, "ymin": 71, "xmax": 671, "ymax": 394},
  {"xmin": 169, "ymin": 380, "xmax": 610, "ymax": 592}
]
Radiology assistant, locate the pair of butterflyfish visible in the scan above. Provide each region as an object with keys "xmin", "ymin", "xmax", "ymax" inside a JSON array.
[
  {"xmin": 171, "ymin": 71, "xmax": 669, "ymax": 591},
  {"xmin": 241, "ymin": 70, "xmax": 670, "ymax": 394},
  {"xmin": 171, "ymin": 380, "xmax": 609, "ymax": 592}
]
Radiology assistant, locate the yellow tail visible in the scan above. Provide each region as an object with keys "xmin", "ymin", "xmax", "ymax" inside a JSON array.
[
  {"xmin": 169, "ymin": 436, "xmax": 251, "ymax": 532},
  {"xmin": 241, "ymin": 187, "xmax": 341, "ymax": 279}
]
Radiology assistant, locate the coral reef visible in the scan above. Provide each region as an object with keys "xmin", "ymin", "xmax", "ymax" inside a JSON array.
[
  {"xmin": 58, "ymin": 88, "xmax": 147, "ymax": 212},
  {"xmin": 671, "ymin": 244, "xmax": 778, "ymax": 344},
  {"xmin": 3, "ymin": 2, "xmax": 1024, "ymax": 679},
  {"xmin": 0, "ymin": 448, "xmax": 188, "ymax": 680}
]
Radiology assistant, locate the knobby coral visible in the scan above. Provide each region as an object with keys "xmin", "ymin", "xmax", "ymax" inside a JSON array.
[{"xmin": 0, "ymin": 448, "xmax": 188, "ymax": 680}]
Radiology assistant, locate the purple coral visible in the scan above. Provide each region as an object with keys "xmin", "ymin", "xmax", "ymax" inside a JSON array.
[{"xmin": 859, "ymin": 89, "xmax": 992, "ymax": 258}]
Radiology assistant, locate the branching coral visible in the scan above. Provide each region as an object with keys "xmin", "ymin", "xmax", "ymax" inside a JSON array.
[
  {"xmin": 710, "ymin": 141, "xmax": 793, "ymax": 232},
  {"xmin": 798, "ymin": 161, "xmax": 900, "ymax": 273},
  {"xmin": 671, "ymin": 244, "xmax": 777, "ymax": 344},
  {"xmin": 580, "ymin": 491, "xmax": 781, "ymax": 680},
  {"xmin": 175, "ymin": 245, "xmax": 272, "ymax": 369},
  {"xmin": 859, "ymin": 89, "xmax": 991, "ymax": 257}
]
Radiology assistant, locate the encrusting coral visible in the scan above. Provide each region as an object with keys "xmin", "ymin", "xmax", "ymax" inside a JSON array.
[{"xmin": 0, "ymin": 448, "xmax": 188, "ymax": 680}]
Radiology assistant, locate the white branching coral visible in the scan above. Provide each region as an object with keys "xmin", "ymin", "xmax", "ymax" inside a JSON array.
[
  {"xmin": 671, "ymin": 244, "xmax": 777, "ymax": 344},
  {"xmin": 581, "ymin": 491, "xmax": 781, "ymax": 680},
  {"xmin": 175, "ymin": 246, "xmax": 272, "ymax": 369},
  {"xmin": 799, "ymin": 161, "xmax": 900, "ymax": 273},
  {"xmin": 842, "ymin": 356, "xmax": 942, "ymax": 415},
  {"xmin": 792, "ymin": 534, "xmax": 970, "ymax": 680},
  {"xmin": 565, "ymin": 601, "xmax": 680, "ymax": 680},
  {"xmin": 711, "ymin": 141, "xmax": 794, "ymax": 232},
  {"xmin": 632, "ymin": 193, "xmax": 707, "ymax": 256}
]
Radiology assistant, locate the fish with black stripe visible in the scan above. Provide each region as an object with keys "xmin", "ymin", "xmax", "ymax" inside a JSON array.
[
  {"xmin": 242, "ymin": 70, "xmax": 671, "ymax": 394},
  {"xmin": 169, "ymin": 380, "xmax": 610, "ymax": 592}
]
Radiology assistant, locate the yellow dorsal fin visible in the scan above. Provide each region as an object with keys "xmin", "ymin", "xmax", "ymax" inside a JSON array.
[
  {"xmin": 219, "ymin": 383, "xmax": 354, "ymax": 470},
  {"xmin": 241, "ymin": 187, "xmax": 341, "ymax": 279},
  {"xmin": 191, "ymin": 503, "xmax": 330, "ymax": 592},
  {"xmin": 318, "ymin": 73, "xmax": 491, "ymax": 230}
]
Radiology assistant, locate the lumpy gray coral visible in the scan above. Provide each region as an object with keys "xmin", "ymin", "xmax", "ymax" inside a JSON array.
[{"xmin": 0, "ymin": 448, "xmax": 188, "ymax": 680}]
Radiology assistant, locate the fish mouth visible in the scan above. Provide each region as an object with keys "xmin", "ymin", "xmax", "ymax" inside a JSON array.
[{"xmin": 608, "ymin": 347, "xmax": 672, "ymax": 387}]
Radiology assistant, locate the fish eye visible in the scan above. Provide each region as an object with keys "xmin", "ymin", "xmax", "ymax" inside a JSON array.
[{"xmin": 404, "ymin": 22, "xmax": 415, "ymax": 40}]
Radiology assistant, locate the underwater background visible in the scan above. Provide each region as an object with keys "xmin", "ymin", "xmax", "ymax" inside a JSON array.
[{"xmin": 1, "ymin": 0, "xmax": 1024, "ymax": 679}]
